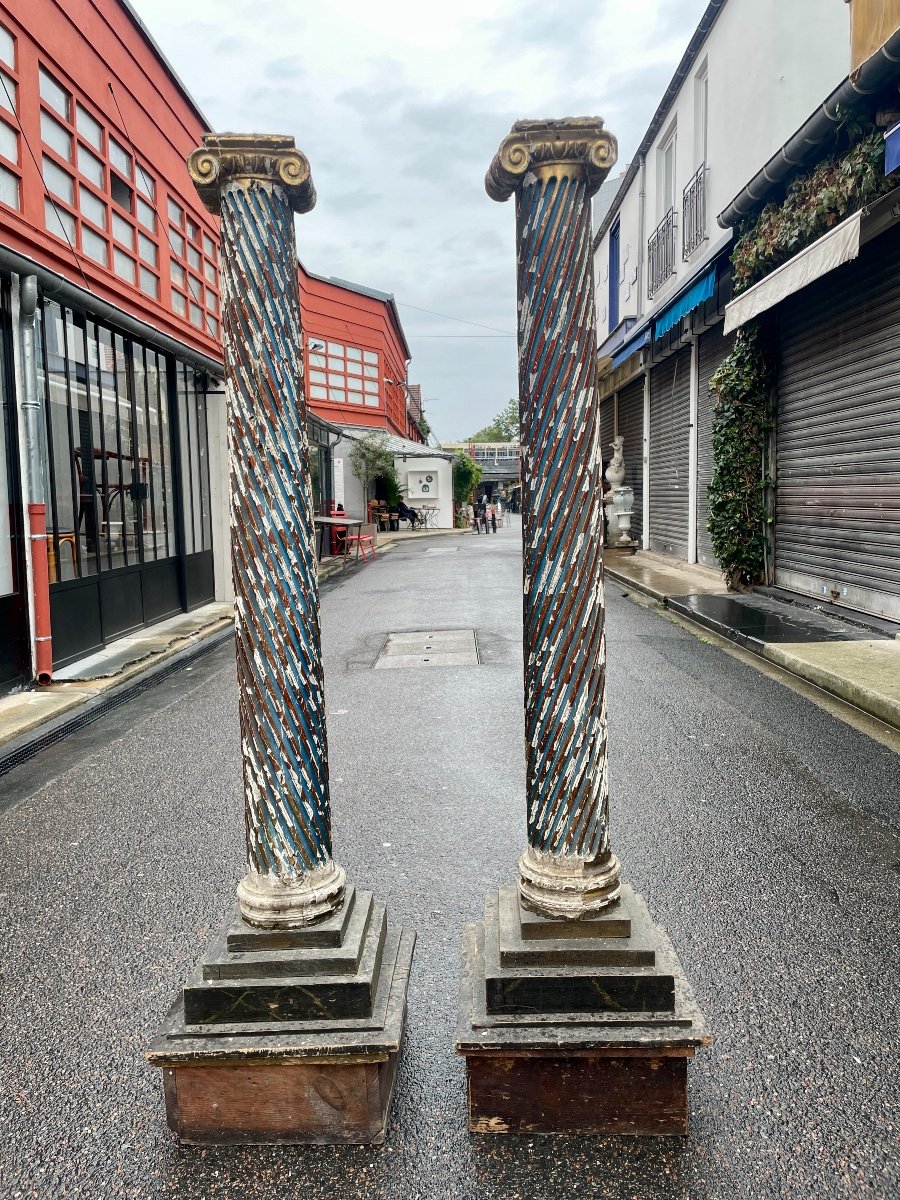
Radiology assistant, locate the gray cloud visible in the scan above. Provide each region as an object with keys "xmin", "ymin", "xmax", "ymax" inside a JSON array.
[{"xmin": 133, "ymin": 0, "xmax": 709, "ymax": 438}]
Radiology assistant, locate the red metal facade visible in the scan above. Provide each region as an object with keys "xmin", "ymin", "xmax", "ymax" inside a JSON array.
[
  {"xmin": 299, "ymin": 266, "xmax": 423, "ymax": 441},
  {"xmin": 0, "ymin": 0, "xmax": 221, "ymax": 361}
]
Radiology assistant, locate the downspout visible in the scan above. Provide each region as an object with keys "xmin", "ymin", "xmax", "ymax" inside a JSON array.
[
  {"xmin": 19, "ymin": 275, "xmax": 53, "ymax": 683},
  {"xmin": 636, "ymin": 153, "xmax": 647, "ymax": 319}
]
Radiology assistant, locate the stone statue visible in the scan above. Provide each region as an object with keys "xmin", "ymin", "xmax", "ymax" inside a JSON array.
[{"xmin": 605, "ymin": 436, "xmax": 625, "ymax": 542}]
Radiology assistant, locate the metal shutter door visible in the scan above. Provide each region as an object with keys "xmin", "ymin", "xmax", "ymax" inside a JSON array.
[
  {"xmin": 696, "ymin": 323, "xmax": 736, "ymax": 569},
  {"xmin": 617, "ymin": 376, "xmax": 645, "ymax": 543},
  {"xmin": 776, "ymin": 224, "xmax": 900, "ymax": 620},
  {"xmin": 599, "ymin": 394, "xmax": 615, "ymax": 468},
  {"xmin": 649, "ymin": 347, "xmax": 691, "ymax": 558}
]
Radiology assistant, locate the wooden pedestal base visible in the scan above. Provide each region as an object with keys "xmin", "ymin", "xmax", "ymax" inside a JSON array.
[
  {"xmin": 465, "ymin": 1049, "xmax": 689, "ymax": 1135},
  {"xmin": 148, "ymin": 891, "xmax": 414, "ymax": 1145},
  {"xmin": 456, "ymin": 884, "xmax": 709, "ymax": 1137},
  {"xmin": 162, "ymin": 1049, "xmax": 401, "ymax": 1145}
]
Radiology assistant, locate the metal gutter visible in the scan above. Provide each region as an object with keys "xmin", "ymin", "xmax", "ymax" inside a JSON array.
[
  {"xmin": 718, "ymin": 27, "xmax": 900, "ymax": 228},
  {"xmin": 592, "ymin": 0, "xmax": 728, "ymax": 250},
  {"xmin": 0, "ymin": 244, "xmax": 224, "ymax": 377}
]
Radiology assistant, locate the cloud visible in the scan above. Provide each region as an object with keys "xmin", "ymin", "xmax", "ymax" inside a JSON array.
[{"xmin": 132, "ymin": 0, "xmax": 710, "ymax": 438}]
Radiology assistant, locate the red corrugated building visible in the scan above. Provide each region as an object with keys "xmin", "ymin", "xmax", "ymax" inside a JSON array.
[
  {"xmin": 299, "ymin": 265, "xmax": 426, "ymax": 444},
  {"xmin": 0, "ymin": 0, "xmax": 426, "ymax": 692}
]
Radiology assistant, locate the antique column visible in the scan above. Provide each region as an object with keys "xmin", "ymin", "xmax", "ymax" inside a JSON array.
[
  {"xmin": 188, "ymin": 134, "xmax": 344, "ymax": 928},
  {"xmin": 147, "ymin": 135, "xmax": 414, "ymax": 1146},
  {"xmin": 457, "ymin": 120, "xmax": 708, "ymax": 1136},
  {"xmin": 487, "ymin": 119, "xmax": 621, "ymax": 919}
]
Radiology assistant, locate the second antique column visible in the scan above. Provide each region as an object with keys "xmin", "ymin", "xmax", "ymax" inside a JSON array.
[
  {"xmin": 457, "ymin": 120, "xmax": 708, "ymax": 1137},
  {"xmin": 487, "ymin": 120, "xmax": 622, "ymax": 919}
]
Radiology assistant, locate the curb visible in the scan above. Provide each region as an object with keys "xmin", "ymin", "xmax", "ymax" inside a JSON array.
[
  {"xmin": 608, "ymin": 569, "xmax": 900, "ymax": 733},
  {"xmin": 0, "ymin": 624, "xmax": 234, "ymax": 780}
]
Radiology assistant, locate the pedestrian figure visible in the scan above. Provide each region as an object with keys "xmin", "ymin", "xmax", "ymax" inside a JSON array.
[{"xmin": 490, "ymin": 502, "xmax": 497, "ymax": 533}]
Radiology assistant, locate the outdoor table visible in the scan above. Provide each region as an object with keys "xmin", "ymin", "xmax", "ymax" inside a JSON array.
[{"xmin": 313, "ymin": 515, "xmax": 363, "ymax": 564}]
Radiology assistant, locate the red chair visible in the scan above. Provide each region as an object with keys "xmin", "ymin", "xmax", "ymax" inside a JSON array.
[{"xmin": 343, "ymin": 523, "xmax": 376, "ymax": 563}]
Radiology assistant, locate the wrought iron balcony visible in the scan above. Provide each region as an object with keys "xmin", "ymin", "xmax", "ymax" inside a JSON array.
[
  {"xmin": 648, "ymin": 208, "xmax": 677, "ymax": 298},
  {"xmin": 682, "ymin": 164, "xmax": 707, "ymax": 260}
]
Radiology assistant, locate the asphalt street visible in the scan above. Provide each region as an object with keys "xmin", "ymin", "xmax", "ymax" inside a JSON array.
[{"xmin": 1, "ymin": 518, "xmax": 898, "ymax": 1200}]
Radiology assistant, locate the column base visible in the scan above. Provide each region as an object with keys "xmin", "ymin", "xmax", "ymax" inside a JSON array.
[
  {"xmin": 147, "ymin": 886, "xmax": 415, "ymax": 1144},
  {"xmin": 518, "ymin": 845, "xmax": 621, "ymax": 918},
  {"xmin": 456, "ymin": 883, "xmax": 709, "ymax": 1136},
  {"xmin": 237, "ymin": 860, "xmax": 346, "ymax": 928}
]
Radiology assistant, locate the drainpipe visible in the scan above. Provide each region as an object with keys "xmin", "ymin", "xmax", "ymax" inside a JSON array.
[
  {"xmin": 636, "ymin": 153, "xmax": 647, "ymax": 319},
  {"xmin": 19, "ymin": 275, "xmax": 53, "ymax": 683}
]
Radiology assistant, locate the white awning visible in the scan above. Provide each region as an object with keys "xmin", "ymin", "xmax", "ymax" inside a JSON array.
[{"xmin": 724, "ymin": 211, "xmax": 862, "ymax": 334}]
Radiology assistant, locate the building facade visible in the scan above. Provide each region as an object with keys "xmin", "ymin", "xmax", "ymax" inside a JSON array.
[
  {"xmin": 296, "ymin": 267, "xmax": 454, "ymax": 527},
  {"xmin": 592, "ymin": 0, "xmax": 850, "ymax": 565},
  {"xmin": 0, "ymin": 0, "xmax": 228, "ymax": 689}
]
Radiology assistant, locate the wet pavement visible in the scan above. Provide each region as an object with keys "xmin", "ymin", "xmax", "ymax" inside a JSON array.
[
  {"xmin": 666, "ymin": 592, "xmax": 892, "ymax": 646},
  {"xmin": 1, "ymin": 517, "xmax": 899, "ymax": 1200}
]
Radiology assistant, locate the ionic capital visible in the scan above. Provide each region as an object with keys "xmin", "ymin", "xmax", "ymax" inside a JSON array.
[
  {"xmin": 188, "ymin": 133, "xmax": 316, "ymax": 216},
  {"xmin": 486, "ymin": 117, "xmax": 617, "ymax": 202}
]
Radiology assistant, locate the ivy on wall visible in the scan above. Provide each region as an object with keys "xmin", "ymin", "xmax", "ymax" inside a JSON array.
[
  {"xmin": 708, "ymin": 325, "xmax": 773, "ymax": 590},
  {"xmin": 708, "ymin": 124, "xmax": 893, "ymax": 588},
  {"xmin": 732, "ymin": 129, "xmax": 893, "ymax": 295}
]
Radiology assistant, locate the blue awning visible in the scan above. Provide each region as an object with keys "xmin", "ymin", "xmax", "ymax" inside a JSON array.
[
  {"xmin": 653, "ymin": 266, "xmax": 717, "ymax": 340},
  {"xmin": 610, "ymin": 326, "xmax": 650, "ymax": 369},
  {"xmin": 885, "ymin": 121, "xmax": 900, "ymax": 175}
]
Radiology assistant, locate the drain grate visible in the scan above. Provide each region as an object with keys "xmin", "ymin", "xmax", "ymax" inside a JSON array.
[{"xmin": 374, "ymin": 629, "xmax": 478, "ymax": 669}]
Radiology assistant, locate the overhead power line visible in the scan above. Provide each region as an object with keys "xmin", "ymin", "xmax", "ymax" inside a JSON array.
[{"xmin": 395, "ymin": 299, "xmax": 513, "ymax": 336}]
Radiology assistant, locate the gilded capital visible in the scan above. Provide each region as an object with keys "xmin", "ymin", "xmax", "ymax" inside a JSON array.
[
  {"xmin": 187, "ymin": 133, "xmax": 316, "ymax": 216},
  {"xmin": 486, "ymin": 117, "xmax": 617, "ymax": 202}
]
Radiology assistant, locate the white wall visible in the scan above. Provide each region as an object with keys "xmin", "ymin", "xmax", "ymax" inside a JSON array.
[
  {"xmin": 332, "ymin": 435, "xmax": 367, "ymax": 519},
  {"xmin": 206, "ymin": 394, "xmax": 233, "ymax": 604},
  {"xmin": 397, "ymin": 456, "xmax": 453, "ymax": 528},
  {"xmin": 594, "ymin": 0, "xmax": 851, "ymax": 342}
]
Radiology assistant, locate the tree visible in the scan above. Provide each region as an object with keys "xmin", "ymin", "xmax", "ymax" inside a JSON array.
[
  {"xmin": 452, "ymin": 450, "xmax": 483, "ymax": 504},
  {"xmin": 348, "ymin": 431, "xmax": 399, "ymax": 503},
  {"xmin": 469, "ymin": 397, "xmax": 518, "ymax": 443}
]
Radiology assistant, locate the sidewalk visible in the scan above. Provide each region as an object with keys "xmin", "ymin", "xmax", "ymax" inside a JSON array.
[{"xmin": 604, "ymin": 548, "xmax": 900, "ymax": 731}]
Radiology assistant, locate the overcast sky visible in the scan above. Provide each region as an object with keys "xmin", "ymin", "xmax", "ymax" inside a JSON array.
[{"xmin": 134, "ymin": 0, "xmax": 709, "ymax": 441}]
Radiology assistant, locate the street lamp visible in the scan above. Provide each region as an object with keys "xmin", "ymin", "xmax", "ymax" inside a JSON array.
[{"xmin": 456, "ymin": 118, "xmax": 709, "ymax": 1135}]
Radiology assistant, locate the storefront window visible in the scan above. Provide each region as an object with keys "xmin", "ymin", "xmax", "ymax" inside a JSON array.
[{"xmin": 36, "ymin": 296, "xmax": 184, "ymax": 581}]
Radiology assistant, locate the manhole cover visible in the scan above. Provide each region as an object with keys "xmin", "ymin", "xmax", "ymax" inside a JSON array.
[{"xmin": 374, "ymin": 629, "xmax": 478, "ymax": 669}]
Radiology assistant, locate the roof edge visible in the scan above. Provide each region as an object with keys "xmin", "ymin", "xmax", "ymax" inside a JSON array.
[
  {"xmin": 117, "ymin": 0, "xmax": 214, "ymax": 133},
  {"xmin": 717, "ymin": 25, "xmax": 900, "ymax": 228}
]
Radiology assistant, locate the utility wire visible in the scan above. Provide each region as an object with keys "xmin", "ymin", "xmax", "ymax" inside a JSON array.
[
  {"xmin": 395, "ymin": 299, "xmax": 513, "ymax": 336},
  {"xmin": 2, "ymin": 75, "xmax": 94, "ymax": 296},
  {"xmin": 108, "ymin": 81, "xmax": 220, "ymax": 342}
]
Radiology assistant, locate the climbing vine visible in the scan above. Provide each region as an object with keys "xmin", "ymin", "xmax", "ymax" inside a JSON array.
[
  {"xmin": 708, "ymin": 325, "xmax": 773, "ymax": 590},
  {"xmin": 708, "ymin": 125, "xmax": 892, "ymax": 588},
  {"xmin": 732, "ymin": 129, "xmax": 892, "ymax": 295}
]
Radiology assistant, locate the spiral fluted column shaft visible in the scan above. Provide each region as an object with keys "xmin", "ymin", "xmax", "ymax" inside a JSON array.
[
  {"xmin": 487, "ymin": 119, "xmax": 621, "ymax": 918},
  {"xmin": 189, "ymin": 134, "xmax": 344, "ymax": 927}
]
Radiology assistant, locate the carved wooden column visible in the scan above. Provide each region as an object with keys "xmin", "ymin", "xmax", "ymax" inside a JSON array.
[
  {"xmin": 147, "ymin": 135, "xmax": 414, "ymax": 1146},
  {"xmin": 457, "ymin": 119, "xmax": 709, "ymax": 1136}
]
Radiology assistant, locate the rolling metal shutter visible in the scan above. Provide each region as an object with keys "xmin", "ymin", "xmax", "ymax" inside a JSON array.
[
  {"xmin": 649, "ymin": 346, "xmax": 691, "ymax": 558},
  {"xmin": 617, "ymin": 376, "xmax": 645, "ymax": 543},
  {"xmin": 599, "ymin": 394, "xmax": 615, "ymax": 469},
  {"xmin": 696, "ymin": 323, "xmax": 736, "ymax": 569},
  {"xmin": 776, "ymin": 223, "xmax": 900, "ymax": 620}
]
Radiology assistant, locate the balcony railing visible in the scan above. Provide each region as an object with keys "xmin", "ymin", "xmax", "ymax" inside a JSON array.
[
  {"xmin": 648, "ymin": 208, "xmax": 677, "ymax": 298},
  {"xmin": 682, "ymin": 164, "xmax": 707, "ymax": 260}
]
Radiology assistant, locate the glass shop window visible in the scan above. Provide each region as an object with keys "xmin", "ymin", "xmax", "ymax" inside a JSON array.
[{"xmin": 35, "ymin": 296, "xmax": 179, "ymax": 580}]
